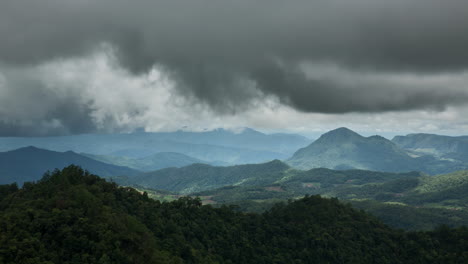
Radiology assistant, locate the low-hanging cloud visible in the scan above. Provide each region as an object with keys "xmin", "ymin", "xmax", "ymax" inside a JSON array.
[{"xmin": 1, "ymin": 0, "xmax": 468, "ymax": 135}]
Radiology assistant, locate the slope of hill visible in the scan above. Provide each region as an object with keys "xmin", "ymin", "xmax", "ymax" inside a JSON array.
[
  {"xmin": 0, "ymin": 147, "xmax": 138, "ymax": 185},
  {"xmin": 326, "ymin": 170, "xmax": 468, "ymax": 204},
  {"xmin": 393, "ymin": 133, "xmax": 468, "ymax": 162},
  {"xmin": 192, "ymin": 168, "xmax": 423, "ymax": 206},
  {"xmin": 83, "ymin": 152, "xmax": 209, "ymax": 171},
  {"xmin": 191, "ymin": 168, "xmax": 468, "ymax": 230},
  {"xmin": 1, "ymin": 166, "xmax": 467, "ymax": 263},
  {"xmin": 320, "ymin": 170, "xmax": 468, "ymax": 229},
  {"xmin": 121, "ymin": 159, "xmax": 424, "ymax": 210},
  {"xmin": 108, "ymin": 153, "xmax": 468, "ymax": 230},
  {"xmin": 287, "ymin": 127, "xmax": 467, "ymax": 174},
  {"xmin": 125, "ymin": 160, "xmax": 290, "ymax": 194},
  {"xmin": 287, "ymin": 127, "xmax": 419, "ymax": 171}
]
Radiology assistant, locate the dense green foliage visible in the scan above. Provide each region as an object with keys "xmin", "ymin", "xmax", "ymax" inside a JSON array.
[
  {"xmin": 2, "ymin": 166, "xmax": 468, "ymax": 263},
  {"xmin": 0, "ymin": 147, "xmax": 139, "ymax": 185},
  {"xmin": 287, "ymin": 127, "xmax": 468, "ymax": 174}
]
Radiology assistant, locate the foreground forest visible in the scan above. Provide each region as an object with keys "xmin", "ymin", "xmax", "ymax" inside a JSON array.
[{"xmin": 1, "ymin": 166, "xmax": 467, "ymax": 263}]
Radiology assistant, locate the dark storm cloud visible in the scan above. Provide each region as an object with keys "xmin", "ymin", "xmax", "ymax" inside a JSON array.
[
  {"xmin": 1, "ymin": 0, "xmax": 468, "ymax": 135},
  {"xmin": 3, "ymin": 0, "xmax": 468, "ymax": 70},
  {"xmin": 251, "ymin": 63, "xmax": 468, "ymax": 113},
  {"xmin": 0, "ymin": 65, "xmax": 96, "ymax": 136}
]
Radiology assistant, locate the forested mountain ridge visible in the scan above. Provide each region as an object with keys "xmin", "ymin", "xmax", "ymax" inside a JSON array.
[
  {"xmin": 123, "ymin": 160, "xmax": 290, "ymax": 194},
  {"xmin": 0, "ymin": 147, "xmax": 138, "ymax": 185},
  {"xmin": 130, "ymin": 160, "xmax": 422, "ymax": 195},
  {"xmin": 1, "ymin": 166, "xmax": 468, "ymax": 263}
]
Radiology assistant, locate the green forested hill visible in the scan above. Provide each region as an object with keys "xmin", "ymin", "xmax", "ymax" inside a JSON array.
[
  {"xmin": 287, "ymin": 127, "xmax": 468, "ymax": 174},
  {"xmin": 122, "ymin": 159, "xmax": 421, "ymax": 195},
  {"xmin": 1, "ymin": 166, "xmax": 468, "ymax": 263},
  {"xmin": 125, "ymin": 160, "xmax": 290, "ymax": 194},
  {"xmin": 287, "ymin": 127, "xmax": 419, "ymax": 171}
]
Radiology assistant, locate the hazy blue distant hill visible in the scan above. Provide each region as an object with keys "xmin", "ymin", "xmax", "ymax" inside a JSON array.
[
  {"xmin": 287, "ymin": 127, "xmax": 468, "ymax": 174},
  {"xmin": 0, "ymin": 128, "xmax": 310, "ymax": 165},
  {"xmin": 150, "ymin": 128, "xmax": 311, "ymax": 154},
  {"xmin": 393, "ymin": 133, "xmax": 468, "ymax": 162},
  {"xmin": 0, "ymin": 147, "xmax": 138, "ymax": 184},
  {"xmin": 102, "ymin": 140, "xmax": 289, "ymax": 164},
  {"xmin": 287, "ymin": 127, "xmax": 419, "ymax": 172},
  {"xmin": 83, "ymin": 152, "xmax": 211, "ymax": 171}
]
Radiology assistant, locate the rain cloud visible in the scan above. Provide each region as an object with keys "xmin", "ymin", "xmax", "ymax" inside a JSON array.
[{"xmin": 1, "ymin": 0, "xmax": 468, "ymax": 135}]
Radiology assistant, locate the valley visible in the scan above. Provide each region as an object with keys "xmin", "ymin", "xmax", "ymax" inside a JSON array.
[{"xmin": 2, "ymin": 127, "xmax": 468, "ymax": 231}]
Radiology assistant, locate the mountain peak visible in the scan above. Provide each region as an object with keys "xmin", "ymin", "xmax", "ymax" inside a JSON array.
[
  {"xmin": 368, "ymin": 135, "xmax": 387, "ymax": 141},
  {"xmin": 228, "ymin": 127, "xmax": 265, "ymax": 136},
  {"xmin": 287, "ymin": 127, "xmax": 419, "ymax": 172},
  {"xmin": 318, "ymin": 127, "xmax": 362, "ymax": 142},
  {"xmin": 328, "ymin": 127, "xmax": 359, "ymax": 134},
  {"xmin": 240, "ymin": 127, "xmax": 262, "ymax": 134},
  {"xmin": 13, "ymin": 146, "xmax": 47, "ymax": 152}
]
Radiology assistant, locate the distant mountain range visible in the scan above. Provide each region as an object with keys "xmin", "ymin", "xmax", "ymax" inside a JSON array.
[
  {"xmin": 82, "ymin": 152, "xmax": 218, "ymax": 172},
  {"xmin": 287, "ymin": 127, "xmax": 468, "ymax": 174},
  {"xmin": 2, "ymin": 130, "xmax": 468, "ymax": 231},
  {"xmin": 0, "ymin": 128, "xmax": 311, "ymax": 165},
  {"xmin": 3, "ymin": 127, "xmax": 468, "ymax": 186},
  {"xmin": 0, "ymin": 147, "xmax": 139, "ymax": 185}
]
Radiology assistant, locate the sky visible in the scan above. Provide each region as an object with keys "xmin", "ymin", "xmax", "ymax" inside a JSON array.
[{"xmin": 1, "ymin": 0, "xmax": 468, "ymax": 137}]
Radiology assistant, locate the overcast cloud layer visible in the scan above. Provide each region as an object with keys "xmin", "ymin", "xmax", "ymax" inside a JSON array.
[{"xmin": 1, "ymin": 0, "xmax": 468, "ymax": 136}]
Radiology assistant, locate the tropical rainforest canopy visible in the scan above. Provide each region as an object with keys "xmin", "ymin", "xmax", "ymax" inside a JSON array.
[{"xmin": 0, "ymin": 166, "xmax": 467, "ymax": 263}]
